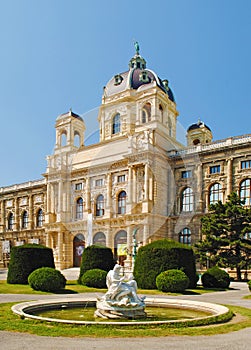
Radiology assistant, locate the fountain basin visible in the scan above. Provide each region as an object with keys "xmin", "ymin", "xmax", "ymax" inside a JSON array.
[{"xmin": 11, "ymin": 297, "xmax": 232, "ymax": 326}]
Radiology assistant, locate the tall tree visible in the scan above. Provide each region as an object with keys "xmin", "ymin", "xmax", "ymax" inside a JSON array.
[{"xmin": 196, "ymin": 192, "xmax": 251, "ymax": 280}]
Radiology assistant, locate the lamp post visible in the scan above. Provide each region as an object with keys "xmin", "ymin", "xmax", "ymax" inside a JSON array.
[{"xmin": 132, "ymin": 227, "xmax": 139, "ymax": 270}]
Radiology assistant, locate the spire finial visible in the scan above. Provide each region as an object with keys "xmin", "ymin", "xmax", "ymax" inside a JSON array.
[{"xmin": 134, "ymin": 41, "xmax": 140, "ymax": 55}]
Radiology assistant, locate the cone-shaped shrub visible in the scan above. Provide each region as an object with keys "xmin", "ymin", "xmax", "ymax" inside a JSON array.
[
  {"xmin": 7, "ymin": 244, "xmax": 55, "ymax": 284},
  {"xmin": 134, "ymin": 239, "xmax": 197, "ymax": 289},
  {"xmin": 78, "ymin": 245, "xmax": 115, "ymax": 283}
]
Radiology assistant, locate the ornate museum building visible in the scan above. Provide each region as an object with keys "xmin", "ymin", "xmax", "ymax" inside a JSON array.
[{"xmin": 1, "ymin": 47, "xmax": 251, "ymax": 269}]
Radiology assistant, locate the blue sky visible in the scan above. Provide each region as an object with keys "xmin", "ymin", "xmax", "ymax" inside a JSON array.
[{"xmin": 0, "ymin": 0, "xmax": 251, "ymax": 186}]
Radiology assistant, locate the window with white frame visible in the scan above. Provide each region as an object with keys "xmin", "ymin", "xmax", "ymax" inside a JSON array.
[
  {"xmin": 209, "ymin": 183, "xmax": 223, "ymax": 204},
  {"xmin": 118, "ymin": 191, "xmax": 126, "ymax": 214},
  {"xmin": 76, "ymin": 198, "xmax": 83, "ymax": 220},
  {"xmin": 96, "ymin": 194, "xmax": 104, "ymax": 217},
  {"xmin": 95, "ymin": 179, "xmax": 103, "ymax": 187},
  {"xmin": 118, "ymin": 175, "xmax": 126, "ymax": 183},
  {"xmin": 112, "ymin": 113, "xmax": 121, "ymax": 134},
  {"xmin": 210, "ymin": 165, "xmax": 221, "ymax": 174},
  {"xmin": 181, "ymin": 187, "xmax": 194, "ymax": 212},
  {"xmin": 240, "ymin": 179, "xmax": 251, "ymax": 206},
  {"xmin": 241, "ymin": 160, "xmax": 251, "ymax": 169},
  {"xmin": 179, "ymin": 227, "xmax": 191, "ymax": 245}
]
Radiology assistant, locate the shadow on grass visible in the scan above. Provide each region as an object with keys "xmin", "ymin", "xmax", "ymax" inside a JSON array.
[{"xmin": 54, "ymin": 289, "xmax": 79, "ymax": 294}]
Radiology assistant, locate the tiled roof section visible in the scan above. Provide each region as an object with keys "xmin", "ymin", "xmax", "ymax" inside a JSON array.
[{"xmin": 104, "ymin": 68, "xmax": 175, "ymax": 102}]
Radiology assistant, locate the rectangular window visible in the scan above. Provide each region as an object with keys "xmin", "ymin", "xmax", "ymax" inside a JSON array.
[
  {"xmin": 75, "ymin": 183, "xmax": 82, "ymax": 191},
  {"xmin": 241, "ymin": 160, "xmax": 251, "ymax": 169},
  {"xmin": 118, "ymin": 175, "xmax": 126, "ymax": 183},
  {"xmin": 210, "ymin": 165, "xmax": 221, "ymax": 174},
  {"xmin": 181, "ymin": 170, "xmax": 191, "ymax": 179},
  {"xmin": 95, "ymin": 179, "xmax": 103, "ymax": 187}
]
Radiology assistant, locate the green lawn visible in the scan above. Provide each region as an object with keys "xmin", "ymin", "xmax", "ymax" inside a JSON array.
[{"xmin": 0, "ymin": 280, "xmax": 228, "ymax": 295}]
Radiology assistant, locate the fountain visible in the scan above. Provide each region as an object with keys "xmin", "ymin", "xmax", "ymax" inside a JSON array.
[
  {"xmin": 11, "ymin": 264, "xmax": 233, "ymax": 326},
  {"xmin": 95, "ymin": 264, "xmax": 146, "ymax": 319}
]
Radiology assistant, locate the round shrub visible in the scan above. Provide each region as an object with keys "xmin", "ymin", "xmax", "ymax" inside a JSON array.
[
  {"xmin": 28, "ymin": 267, "xmax": 66, "ymax": 292},
  {"xmin": 78, "ymin": 245, "xmax": 115, "ymax": 283},
  {"xmin": 7, "ymin": 244, "xmax": 55, "ymax": 284},
  {"xmin": 80, "ymin": 269, "xmax": 107, "ymax": 288},
  {"xmin": 202, "ymin": 267, "xmax": 230, "ymax": 289},
  {"xmin": 156, "ymin": 269, "xmax": 190, "ymax": 293},
  {"xmin": 247, "ymin": 280, "xmax": 251, "ymax": 292},
  {"xmin": 134, "ymin": 239, "xmax": 197, "ymax": 289}
]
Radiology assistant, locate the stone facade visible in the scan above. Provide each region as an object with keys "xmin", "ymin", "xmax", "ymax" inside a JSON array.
[{"xmin": 1, "ymin": 49, "xmax": 251, "ymax": 269}]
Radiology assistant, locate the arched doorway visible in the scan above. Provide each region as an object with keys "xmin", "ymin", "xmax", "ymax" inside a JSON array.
[
  {"xmin": 73, "ymin": 233, "xmax": 85, "ymax": 267},
  {"xmin": 114, "ymin": 230, "xmax": 127, "ymax": 266}
]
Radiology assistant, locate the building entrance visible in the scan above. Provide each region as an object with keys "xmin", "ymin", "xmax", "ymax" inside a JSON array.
[{"xmin": 73, "ymin": 233, "xmax": 85, "ymax": 267}]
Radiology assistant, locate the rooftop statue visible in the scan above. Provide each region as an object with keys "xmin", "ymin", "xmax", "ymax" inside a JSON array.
[{"xmin": 134, "ymin": 41, "xmax": 140, "ymax": 55}]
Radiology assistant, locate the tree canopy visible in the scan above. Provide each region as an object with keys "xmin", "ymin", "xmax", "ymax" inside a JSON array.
[{"xmin": 196, "ymin": 192, "xmax": 251, "ymax": 280}]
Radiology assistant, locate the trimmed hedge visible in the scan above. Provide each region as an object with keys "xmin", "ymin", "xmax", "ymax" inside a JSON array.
[
  {"xmin": 248, "ymin": 280, "xmax": 251, "ymax": 292},
  {"xmin": 201, "ymin": 266, "xmax": 231, "ymax": 289},
  {"xmin": 7, "ymin": 244, "xmax": 55, "ymax": 284},
  {"xmin": 134, "ymin": 239, "xmax": 197, "ymax": 289},
  {"xmin": 78, "ymin": 245, "xmax": 115, "ymax": 283},
  {"xmin": 80, "ymin": 269, "xmax": 107, "ymax": 288},
  {"xmin": 28, "ymin": 267, "xmax": 66, "ymax": 292},
  {"xmin": 156, "ymin": 269, "xmax": 190, "ymax": 293}
]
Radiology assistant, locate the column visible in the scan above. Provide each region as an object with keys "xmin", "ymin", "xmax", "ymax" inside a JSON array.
[
  {"xmin": 226, "ymin": 158, "xmax": 233, "ymax": 196},
  {"xmin": 196, "ymin": 163, "xmax": 203, "ymax": 212},
  {"xmin": 142, "ymin": 163, "xmax": 149, "ymax": 212},
  {"xmin": 57, "ymin": 231, "xmax": 63, "ymax": 268},
  {"xmin": 128, "ymin": 166, "xmax": 132, "ymax": 203},
  {"xmin": 132, "ymin": 168, "xmax": 136, "ymax": 203},
  {"xmin": 86, "ymin": 177, "xmax": 91, "ymax": 212},
  {"xmin": 1, "ymin": 200, "xmax": 5, "ymax": 230},
  {"xmin": 28, "ymin": 195, "xmax": 33, "ymax": 230},
  {"xmin": 143, "ymin": 224, "xmax": 149, "ymax": 245},
  {"xmin": 107, "ymin": 173, "xmax": 112, "ymax": 209},
  {"xmin": 144, "ymin": 163, "xmax": 149, "ymax": 201},
  {"xmin": 14, "ymin": 198, "xmax": 19, "ymax": 231}
]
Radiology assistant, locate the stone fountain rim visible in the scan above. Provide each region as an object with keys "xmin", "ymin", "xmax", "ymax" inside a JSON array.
[{"xmin": 11, "ymin": 297, "xmax": 231, "ymax": 326}]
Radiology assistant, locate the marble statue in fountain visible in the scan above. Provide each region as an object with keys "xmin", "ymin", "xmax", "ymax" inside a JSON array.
[{"xmin": 95, "ymin": 264, "xmax": 146, "ymax": 319}]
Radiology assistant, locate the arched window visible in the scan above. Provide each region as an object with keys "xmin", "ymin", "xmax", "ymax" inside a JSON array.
[
  {"xmin": 37, "ymin": 209, "xmax": 44, "ymax": 227},
  {"xmin": 22, "ymin": 211, "xmax": 28, "ymax": 229},
  {"xmin": 8, "ymin": 212, "xmax": 14, "ymax": 230},
  {"xmin": 179, "ymin": 227, "xmax": 191, "ymax": 245},
  {"xmin": 142, "ymin": 103, "xmax": 151, "ymax": 123},
  {"xmin": 209, "ymin": 183, "xmax": 223, "ymax": 205},
  {"xmin": 112, "ymin": 113, "xmax": 121, "ymax": 134},
  {"xmin": 76, "ymin": 197, "xmax": 83, "ymax": 220},
  {"xmin": 240, "ymin": 179, "xmax": 251, "ymax": 206},
  {"xmin": 181, "ymin": 187, "xmax": 194, "ymax": 212},
  {"xmin": 96, "ymin": 194, "xmax": 104, "ymax": 217},
  {"xmin": 60, "ymin": 132, "xmax": 67, "ymax": 146},
  {"xmin": 93, "ymin": 232, "xmax": 106, "ymax": 246},
  {"xmin": 74, "ymin": 131, "xmax": 80, "ymax": 147},
  {"xmin": 118, "ymin": 191, "xmax": 127, "ymax": 214}
]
